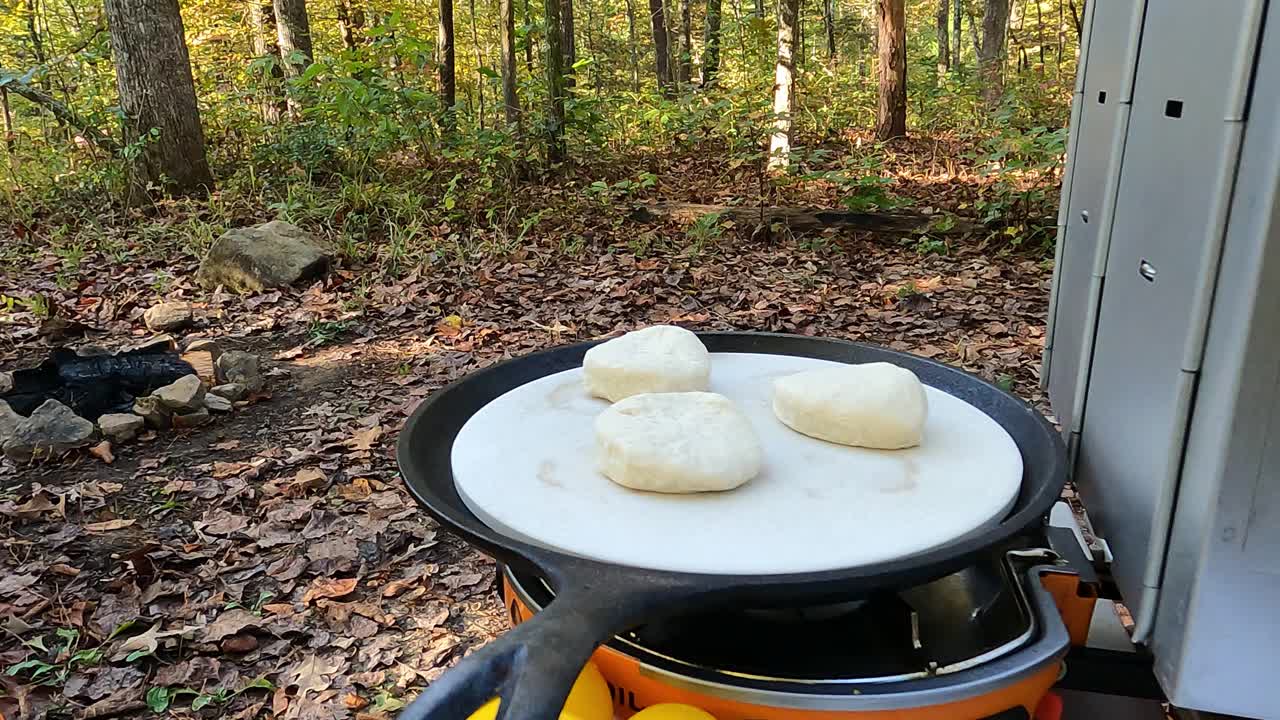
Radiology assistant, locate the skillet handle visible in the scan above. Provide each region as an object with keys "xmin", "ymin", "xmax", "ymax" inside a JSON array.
[{"xmin": 397, "ymin": 575, "xmax": 654, "ymax": 720}]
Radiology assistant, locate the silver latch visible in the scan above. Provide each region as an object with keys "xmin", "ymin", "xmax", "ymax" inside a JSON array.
[{"xmin": 1139, "ymin": 258, "xmax": 1158, "ymax": 282}]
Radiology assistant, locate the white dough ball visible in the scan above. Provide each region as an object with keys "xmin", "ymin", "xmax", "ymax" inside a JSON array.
[
  {"xmin": 772, "ymin": 362, "xmax": 928, "ymax": 449},
  {"xmin": 583, "ymin": 326, "xmax": 710, "ymax": 402},
  {"xmin": 595, "ymin": 392, "xmax": 763, "ymax": 493}
]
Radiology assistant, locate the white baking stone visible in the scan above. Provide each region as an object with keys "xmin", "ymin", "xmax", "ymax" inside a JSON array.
[{"xmin": 450, "ymin": 353, "xmax": 1023, "ymax": 575}]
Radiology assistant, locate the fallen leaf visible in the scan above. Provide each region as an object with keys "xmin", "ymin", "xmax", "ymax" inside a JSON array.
[
  {"xmin": 282, "ymin": 653, "xmax": 344, "ymax": 696},
  {"xmin": 50, "ymin": 563, "xmax": 81, "ymax": 576},
  {"xmin": 111, "ymin": 623, "xmax": 160, "ymax": 661},
  {"xmin": 1, "ymin": 491, "xmax": 65, "ymax": 520},
  {"xmin": 0, "ymin": 573, "xmax": 38, "ymax": 597},
  {"xmin": 286, "ymin": 467, "xmax": 328, "ymax": 496},
  {"xmin": 84, "ymin": 518, "xmax": 136, "ymax": 532},
  {"xmin": 348, "ymin": 425, "xmax": 383, "ymax": 451},
  {"xmin": 343, "ymin": 693, "xmax": 369, "ymax": 711},
  {"xmin": 336, "ymin": 478, "xmax": 373, "ymax": 501},
  {"xmin": 381, "ymin": 579, "xmax": 415, "ymax": 598},
  {"xmin": 89, "ymin": 441, "xmax": 114, "ymax": 464},
  {"xmin": 272, "ymin": 687, "xmax": 290, "ymax": 716},
  {"xmin": 202, "ymin": 608, "xmax": 262, "ymax": 642},
  {"xmin": 212, "ymin": 461, "xmax": 252, "ymax": 479},
  {"xmin": 221, "ymin": 632, "xmax": 259, "ymax": 653},
  {"xmin": 303, "ymin": 577, "xmax": 358, "ymax": 604},
  {"xmin": 212, "ymin": 439, "xmax": 242, "ymax": 450}
]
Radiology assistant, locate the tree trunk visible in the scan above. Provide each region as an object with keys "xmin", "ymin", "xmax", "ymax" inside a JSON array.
[
  {"xmin": 468, "ymin": 0, "xmax": 486, "ymax": 127},
  {"xmin": 767, "ymin": 0, "xmax": 799, "ymax": 173},
  {"xmin": 702, "ymin": 0, "xmax": 723, "ymax": 85},
  {"xmin": 523, "ymin": 0, "xmax": 535, "ymax": 74},
  {"xmin": 953, "ymin": 0, "xmax": 963, "ymax": 67},
  {"xmin": 1, "ymin": 88, "xmax": 16, "ymax": 157},
  {"xmin": 678, "ymin": 0, "xmax": 692, "ymax": 84},
  {"xmin": 249, "ymin": 2, "xmax": 285, "ymax": 122},
  {"xmin": 875, "ymin": 0, "xmax": 906, "ymax": 139},
  {"xmin": 822, "ymin": 0, "xmax": 836, "ymax": 60},
  {"xmin": 936, "ymin": 0, "xmax": 949, "ymax": 73},
  {"xmin": 272, "ymin": 0, "xmax": 313, "ymax": 75},
  {"xmin": 561, "ymin": 0, "xmax": 576, "ymax": 87},
  {"xmin": 544, "ymin": 0, "xmax": 567, "ymax": 160},
  {"xmin": 627, "ymin": 0, "xmax": 641, "ymax": 91},
  {"xmin": 438, "ymin": 0, "xmax": 457, "ymax": 116},
  {"xmin": 754, "ymin": 0, "xmax": 763, "ymax": 18},
  {"xmin": 1068, "ymin": 0, "xmax": 1081, "ymax": 39},
  {"xmin": 336, "ymin": 1, "xmax": 365, "ymax": 50},
  {"xmin": 978, "ymin": 0, "xmax": 1010, "ymax": 108},
  {"xmin": 499, "ymin": 0, "xmax": 521, "ymax": 126},
  {"xmin": 103, "ymin": 0, "xmax": 213, "ymax": 199},
  {"xmin": 25, "ymin": 0, "xmax": 46, "ymax": 65},
  {"xmin": 648, "ymin": 0, "xmax": 674, "ymax": 96}
]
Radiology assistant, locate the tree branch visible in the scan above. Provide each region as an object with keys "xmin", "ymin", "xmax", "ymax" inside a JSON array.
[{"xmin": 0, "ymin": 69, "xmax": 120, "ymax": 153}]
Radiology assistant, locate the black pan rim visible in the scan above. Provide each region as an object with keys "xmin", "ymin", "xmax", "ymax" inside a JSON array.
[{"xmin": 396, "ymin": 331, "xmax": 1067, "ymax": 601}]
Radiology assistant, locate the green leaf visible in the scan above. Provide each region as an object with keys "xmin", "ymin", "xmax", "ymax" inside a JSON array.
[
  {"xmin": 191, "ymin": 694, "xmax": 214, "ymax": 711},
  {"xmin": 23, "ymin": 635, "xmax": 49, "ymax": 652},
  {"xmin": 125, "ymin": 649, "xmax": 151, "ymax": 663},
  {"xmin": 146, "ymin": 687, "xmax": 171, "ymax": 713},
  {"xmin": 238, "ymin": 677, "xmax": 275, "ymax": 694},
  {"xmin": 7, "ymin": 659, "xmax": 54, "ymax": 676}
]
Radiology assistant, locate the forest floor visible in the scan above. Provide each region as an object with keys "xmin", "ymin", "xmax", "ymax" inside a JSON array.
[{"xmin": 0, "ymin": 135, "xmax": 1055, "ymax": 719}]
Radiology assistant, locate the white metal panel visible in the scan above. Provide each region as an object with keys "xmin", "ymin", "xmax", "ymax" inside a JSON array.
[
  {"xmin": 1074, "ymin": 0, "xmax": 1259, "ymax": 630},
  {"xmin": 1045, "ymin": 0, "xmax": 1146, "ymax": 434},
  {"xmin": 1150, "ymin": 4, "xmax": 1280, "ymax": 714}
]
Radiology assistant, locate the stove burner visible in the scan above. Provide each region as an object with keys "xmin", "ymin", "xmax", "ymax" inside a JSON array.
[{"xmin": 508, "ymin": 551, "xmax": 1035, "ymax": 686}]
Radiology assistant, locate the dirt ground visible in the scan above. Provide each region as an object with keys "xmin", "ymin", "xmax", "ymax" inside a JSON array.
[{"xmin": 0, "ymin": 188, "xmax": 1053, "ymax": 718}]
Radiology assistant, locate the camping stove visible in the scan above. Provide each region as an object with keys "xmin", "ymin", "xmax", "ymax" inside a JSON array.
[{"xmin": 499, "ymin": 530, "xmax": 1098, "ymax": 720}]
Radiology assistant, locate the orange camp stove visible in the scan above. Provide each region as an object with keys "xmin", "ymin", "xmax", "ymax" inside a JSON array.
[{"xmin": 499, "ymin": 538, "xmax": 1097, "ymax": 720}]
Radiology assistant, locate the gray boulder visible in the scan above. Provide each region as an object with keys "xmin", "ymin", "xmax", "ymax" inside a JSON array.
[
  {"xmin": 172, "ymin": 408, "xmax": 211, "ymax": 428},
  {"xmin": 154, "ymin": 375, "xmax": 206, "ymax": 411},
  {"xmin": 143, "ymin": 302, "xmax": 193, "ymax": 332},
  {"xmin": 209, "ymin": 383, "xmax": 248, "ymax": 401},
  {"xmin": 215, "ymin": 352, "xmax": 263, "ymax": 392},
  {"xmin": 99, "ymin": 413, "xmax": 145, "ymax": 443},
  {"xmin": 3, "ymin": 400, "xmax": 96, "ymax": 460},
  {"xmin": 198, "ymin": 221, "xmax": 330, "ymax": 293},
  {"xmin": 133, "ymin": 396, "xmax": 172, "ymax": 430},
  {"xmin": 203, "ymin": 394, "xmax": 233, "ymax": 413},
  {"xmin": 0, "ymin": 400, "xmax": 22, "ymax": 446}
]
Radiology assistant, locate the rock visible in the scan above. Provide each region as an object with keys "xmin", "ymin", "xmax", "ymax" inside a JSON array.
[
  {"xmin": 209, "ymin": 383, "xmax": 248, "ymax": 401},
  {"xmin": 3, "ymin": 400, "xmax": 96, "ymax": 460},
  {"xmin": 203, "ymin": 394, "xmax": 233, "ymax": 413},
  {"xmin": 98, "ymin": 413, "xmax": 145, "ymax": 443},
  {"xmin": 0, "ymin": 371, "xmax": 12, "ymax": 394},
  {"xmin": 154, "ymin": 375, "xmax": 206, "ymax": 411},
  {"xmin": 143, "ymin": 302, "xmax": 194, "ymax": 332},
  {"xmin": 198, "ymin": 221, "xmax": 331, "ymax": 293},
  {"xmin": 172, "ymin": 408, "xmax": 211, "ymax": 428},
  {"xmin": 132, "ymin": 396, "xmax": 172, "ymax": 430},
  {"xmin": 184, "ymin": 339, "xmax": 222, "ymax": 362},
  {"xmin": 125, "ymin": 335, "xmax": 178, "ymax": 353},
  {"xmin": 74, "ymin": 344, "xmax": 112, "ymax": 357},
  {"xmin": 216, "ymin": 352, "xmax": 263, "ymax": 392},
  {"xmin": 0, "ymin": 400, "xmax": 22, "ymax": 445}
]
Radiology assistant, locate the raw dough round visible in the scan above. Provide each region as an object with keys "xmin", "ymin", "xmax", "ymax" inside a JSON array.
[
  {"xmin": 583, "ymin": 326, "xmax": 710, "ymax": 402},
  {"xmin": 595, "ymin": 392, "xmax": 763, "ymax": 493},
  {"xmin": 773, "ymin": 362, "xmax": 928, "ymax": 449}
]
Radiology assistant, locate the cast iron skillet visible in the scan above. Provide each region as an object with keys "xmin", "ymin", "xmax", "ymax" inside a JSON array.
[{"xmin": 396, "ymin": 332, "xmax": 1066, "ymax": 720}]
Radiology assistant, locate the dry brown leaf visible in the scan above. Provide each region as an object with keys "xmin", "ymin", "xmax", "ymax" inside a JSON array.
[
  {"xmin": 380, "ymin": 579, "xmax": 415, "ymax": 598},
  {"xmin": 212, "ymin": 461, "xmax": 252, "ymax": 479},
  {"xmin": 50, "ymin": 563, "xmax": 81, "ymax": 576},
  {"xmin": 283, "ymin": 653, "xmax": 344, "ymax": 696},
  {"xmin": 343, "ymin": 693, "xmax": 369, "ymax": 711},
  {"xmin": 336, "ymin": 478, "xmax": 373, "ymax": 501},
  {"xmin": 83, "ymin": 518, "xmax": 137, "ymax": 532},
  {"xmin": 302, "ymin": 577, "xmax": 358, "ymax": 604},
  {"xmin": 287, "ymin": 467, "xmax": 328, "ymax": 496},
  {"xmin": 88, "ymin": 441, "xmax": 114, "ymax": 464},
  {"xmin": 212, "ymin": 439, "xmax": 241, "ymax": 450},
  {"xmin": 202, "ymin": 608, "xmax": 262, "ymax": 642},
  {"xmin": 110, "ymin": 623, "xmax": 160, "ymax": 660},
  {"xmin": 272, "ymin": 687, "xmax": 290, "ymax": 716},
  {"xmin": 2, "ymin": 491, "xmax": 65, "ymax": 520},
  {"xmin": 348, "ymin": 425, "xmax": 383, "ymax": 451},
  {"xmin": 221, "ymin": 632, "xmax": 259, "ymax": 653}
]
